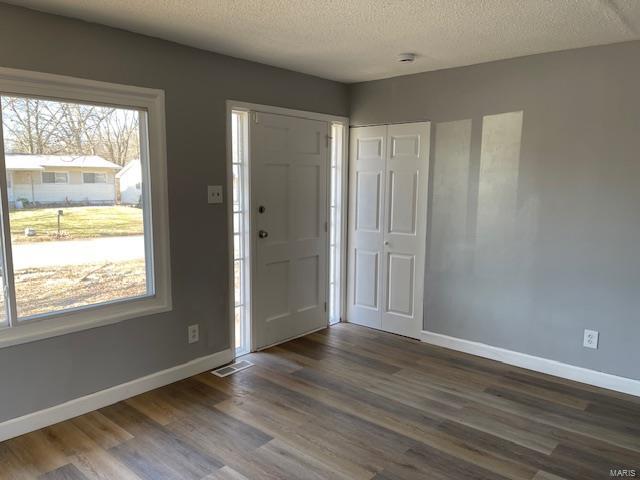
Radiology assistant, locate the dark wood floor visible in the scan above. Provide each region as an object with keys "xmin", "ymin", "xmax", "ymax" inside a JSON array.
[{"xmin": 1, "ymin": 323, "xmax": 639, "ymax": 479}]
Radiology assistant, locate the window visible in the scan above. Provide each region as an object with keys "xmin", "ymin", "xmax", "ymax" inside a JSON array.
[
  {"xmin": 329, "ymin": 123, "xmax": 345, "ymax": 325},
  {"xmin": 83, "ymin": 172, "xmax": 107, "ymax": 183},
  {"xmin": 0, "ymin": 67, "xmax": 171, "ymax": 347},
  {"xmin": 231, "ymin": 110, "xmax": 249, "ymax": 355},
  {"xmin": 42, "ymin": 172, "xmax": 68, "ymax": 184}
]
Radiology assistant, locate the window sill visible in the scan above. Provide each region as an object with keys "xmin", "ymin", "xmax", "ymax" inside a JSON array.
[{"xmin": 0, "ymin": 295, "xmax": 172, "ymax": 349}]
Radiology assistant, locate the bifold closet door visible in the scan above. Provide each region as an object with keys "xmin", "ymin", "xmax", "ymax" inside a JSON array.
[
  {"xmin": 347, "ymin": 122, "xmax": 430, "ymax": 339},
  {"xmin": 347, "ymin": 125, "xmax": 387, "ymax": 330}
]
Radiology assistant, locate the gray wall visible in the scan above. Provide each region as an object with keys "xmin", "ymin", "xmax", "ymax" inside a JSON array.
[
  {"xmin": 350, "ymin": 41, "xmax": 640, "ymax": 381},
  {"xmin": 0, "ymin": 3, "xmax": 348, "ymax": 422}
]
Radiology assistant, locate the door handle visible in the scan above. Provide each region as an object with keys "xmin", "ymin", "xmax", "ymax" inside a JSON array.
[
  {"xmin": 258, "ymin": 230, "xmax": 269, "ymax": 239},
  {"xmin": 384, "ymin": 241, "xmax": 389, "ymax": 246}
]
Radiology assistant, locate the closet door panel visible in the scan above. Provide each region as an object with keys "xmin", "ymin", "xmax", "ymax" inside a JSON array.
[
  {"xmin": 381, "ymin": 123, "xmax": 430, "ymax": 339},
  {"xmin": 347, "ymin": 125, "xmax": 387, "ymax": 329}
]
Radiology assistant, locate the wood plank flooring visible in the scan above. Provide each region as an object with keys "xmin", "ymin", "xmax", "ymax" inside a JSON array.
[{"xmin": 1, "ymin": 323, "xmax": 639, "ymax": 479}]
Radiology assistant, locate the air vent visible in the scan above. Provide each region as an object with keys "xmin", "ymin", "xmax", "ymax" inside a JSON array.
[
  {"xmin": 211, "ymin": 360, "xmax": 254, "ymax": 377},
  {"xmin": 398, "ymin": 53, "xmax": 416, "ymax": 63}
]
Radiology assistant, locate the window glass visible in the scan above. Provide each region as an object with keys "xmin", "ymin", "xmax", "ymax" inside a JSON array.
[
  {"xmin": 83, "ymin": 172, "xmax": 107, "ymax": 183},
  {"xmin": 328, "ymin": 123, "xmax": 344, "ymax": 324},
  {"xmin": 1, "ymin": 95, "xmax": 151, "ymax": 319},
  {"xmin": 42, "ymin": 172, "xmax": 68, "ymax": 184},
  {"xmin": 231, "ymin": 111, "xmax": 248, "ymax": 354}
]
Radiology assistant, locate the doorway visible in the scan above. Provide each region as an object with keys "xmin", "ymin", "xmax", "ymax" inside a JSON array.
[{"xmin": 227, "ymin": 102, "xmax": 347, "ymax": 355}]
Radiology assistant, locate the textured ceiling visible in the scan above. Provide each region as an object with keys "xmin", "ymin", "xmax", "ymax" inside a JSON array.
[{"xmin": 7, "ymin": 0, "xmax": 640, "ymax": 83}]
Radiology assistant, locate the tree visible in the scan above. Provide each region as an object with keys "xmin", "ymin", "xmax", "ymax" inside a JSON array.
[
  {"xmin": 96, "ymin": 109, "xmax": 140, "ymax": 166},
  {"xmin": 1, "ymin": 96, "xmax": 140, "ymax": 166},
  {"xmin": 1, "ymin": 97, "xmax": 66, "ymax": 154}
]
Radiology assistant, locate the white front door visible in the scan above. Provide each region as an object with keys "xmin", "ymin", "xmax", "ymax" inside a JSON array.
[
  {"xmin": 347, "ymin": 122, "xmax": 430, "ymax": 339},
  {"xmin": 251, "ymin": 111, "xmax": 329, "ymax": 350}
]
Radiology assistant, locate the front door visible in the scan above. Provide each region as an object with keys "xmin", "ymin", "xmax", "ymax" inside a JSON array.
[{"xmin": 251, "ymin": 111, "xmax": 329, "ymax": 350}]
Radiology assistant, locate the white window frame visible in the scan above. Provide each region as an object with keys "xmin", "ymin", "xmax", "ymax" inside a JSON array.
[
  {"xmin": 329, "ymin": 122, "xmax": 347, "ymax": 325},
  {"xmin": 82, "ymin": 172, "xmax": 108, "ymax": 184},
  {"xmin": 226, "ymin": 100, "xmax": 348, "ymax": 356},
  {"xmin": 42, "ymin": 172, "xmax": 69, "ymax": 184},
  {"xmin": 229, "ymin": 110, "xmax": 250, "ymax": 356},
  {"xmin": 0, "ymin": 67, "xmax": 172, "ymax": 348}
]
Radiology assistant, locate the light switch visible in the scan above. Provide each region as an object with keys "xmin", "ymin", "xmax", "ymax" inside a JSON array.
[{"xmin": 208, "ymin": 185, "xmax": 223, "ymax": 204}]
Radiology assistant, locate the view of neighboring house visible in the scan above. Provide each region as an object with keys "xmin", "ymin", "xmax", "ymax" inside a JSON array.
[
  {"xmin": 116, "ymin": 159, "xmax": 142, "ymax": 205},
  {"xmin": 6, "ymin": 154, "xmax": 121, "ymax": 206}
]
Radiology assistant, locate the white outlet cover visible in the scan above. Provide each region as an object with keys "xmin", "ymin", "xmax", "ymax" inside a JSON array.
[
  {"xmin": 208, "ymin": 185, "xmax": 223, "ymax": 204},
  {"xmin": 188, "ymin": 324, "xmax": 199, "ymax": 344},
  {"xmin": 583, "ymin": 329, "xmax": 599, "ymax": 349}
]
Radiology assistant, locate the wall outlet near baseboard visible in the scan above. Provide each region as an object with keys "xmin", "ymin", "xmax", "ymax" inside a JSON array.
[
  {"xmin": 188, "ymin": 324, "xmax": 199, "ymax": 344},
  {"xmin": 583, "ymin": 329, "xmax": 598, "ymax": 349}
]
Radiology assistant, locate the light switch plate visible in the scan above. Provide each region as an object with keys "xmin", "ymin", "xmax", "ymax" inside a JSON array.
[{"xmin": 208, "ymin": 185, "xmax": 223, "ymax": 204}]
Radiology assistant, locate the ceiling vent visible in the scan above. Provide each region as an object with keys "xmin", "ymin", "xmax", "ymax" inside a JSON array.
[{"xmin": 398, "ymin": 53, "xmax": 416, "ymax": 63}]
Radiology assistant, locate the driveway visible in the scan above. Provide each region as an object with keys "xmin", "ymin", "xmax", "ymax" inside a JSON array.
[{"xmin": 12, "ymin": 235, "xmax": 145, "ymax": 269}]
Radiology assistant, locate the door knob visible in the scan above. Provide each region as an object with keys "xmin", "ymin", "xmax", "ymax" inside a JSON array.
[
  {"xmin": 384, "ymin": 241, "xmax": 389, "ymax": 246},
  {"xmin": 258, "ymin": 230, "xmax": 269, "ymax": 239}
]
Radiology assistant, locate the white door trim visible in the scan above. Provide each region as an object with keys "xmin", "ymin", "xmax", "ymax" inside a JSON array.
[
  {"xmin": 227, "ymin": 100, "xmax": 348, "ymax": 125},
  {"xmin": 225, "ymin": 101, "xmax": 348, "ymax": 355}
]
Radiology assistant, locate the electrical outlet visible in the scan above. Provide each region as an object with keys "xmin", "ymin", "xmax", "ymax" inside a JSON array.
[
  {"xmin": 188, "ymin": 324, "xmax": 199, "ymax": 344},
  {"xmin": 207, "ymin": 185, "xmax": 223, "ymax": 204},
  {"xmin": 583, "ymin": 329, "xmax": 598, "ymax": 349}
]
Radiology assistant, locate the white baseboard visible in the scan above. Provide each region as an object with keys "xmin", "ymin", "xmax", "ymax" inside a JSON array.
[
  {"xmin": 0, "ymin": 348, "xmax": 233, "ymax": 442},
  {"xmin": 421, "ymin": 330, "xmax": 640, "ymax": 398}
]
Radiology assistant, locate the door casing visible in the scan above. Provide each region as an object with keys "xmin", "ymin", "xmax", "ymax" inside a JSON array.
[{"xmin": 225, "ymin": 101, "xmax": 348, "ymax": 355}]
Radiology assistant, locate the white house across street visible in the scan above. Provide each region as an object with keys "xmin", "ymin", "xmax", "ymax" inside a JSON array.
[
  {"xmin": 5, "ymin": 154, "xmax": 121, "ymax": 206},
  {"xmin": 115, "ymin": 159, "xmax": 142, "ymax": 205}
]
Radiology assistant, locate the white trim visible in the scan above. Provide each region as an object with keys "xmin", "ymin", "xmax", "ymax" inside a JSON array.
[
  {"xmin": 255, "ymin": 325, "xmax": 327, "ymax": 351},
  {"xmin": 421, "ymin": 330, "xmax": 640, "ymax": 397},
  {"xmin": 227, "ymin": 100, "xmax": 348, "ymax": 125},
  {"xmin": 0, "ymin": 67, "xmax": 163, "ymax": 110},
  {"xmin": 338, "ymin": 123, "xmax": 349, "ymax": 324},
  {"xmin": 0, "ymin": 298, "xmax": 170, "ymax": 348},
  {"xmin": 329, "ymin": 121, "xmax": 349, "ymax": 325},
  {"xmin": 0, "ymin": 67, "xmax": 172, "ymax": 348},
  {"xmin": 0, "ymin": 348, "xmax": 233, "ymax": 442},
  {"xmin": 226, "ymin": 100, "xmax": 349, "ymax": 355},
  {"xmin": 226, "ymin": 103, "xmax": 237, "ymax": 358},
  {"xmin": 226, "ymin": 107, "xmax": 251, "ymax": 357}
]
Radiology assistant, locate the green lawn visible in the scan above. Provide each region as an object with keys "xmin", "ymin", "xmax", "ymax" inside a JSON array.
[{"xmin": 10, "ymin": 206, "xmax": 143, "ymax": 242}]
